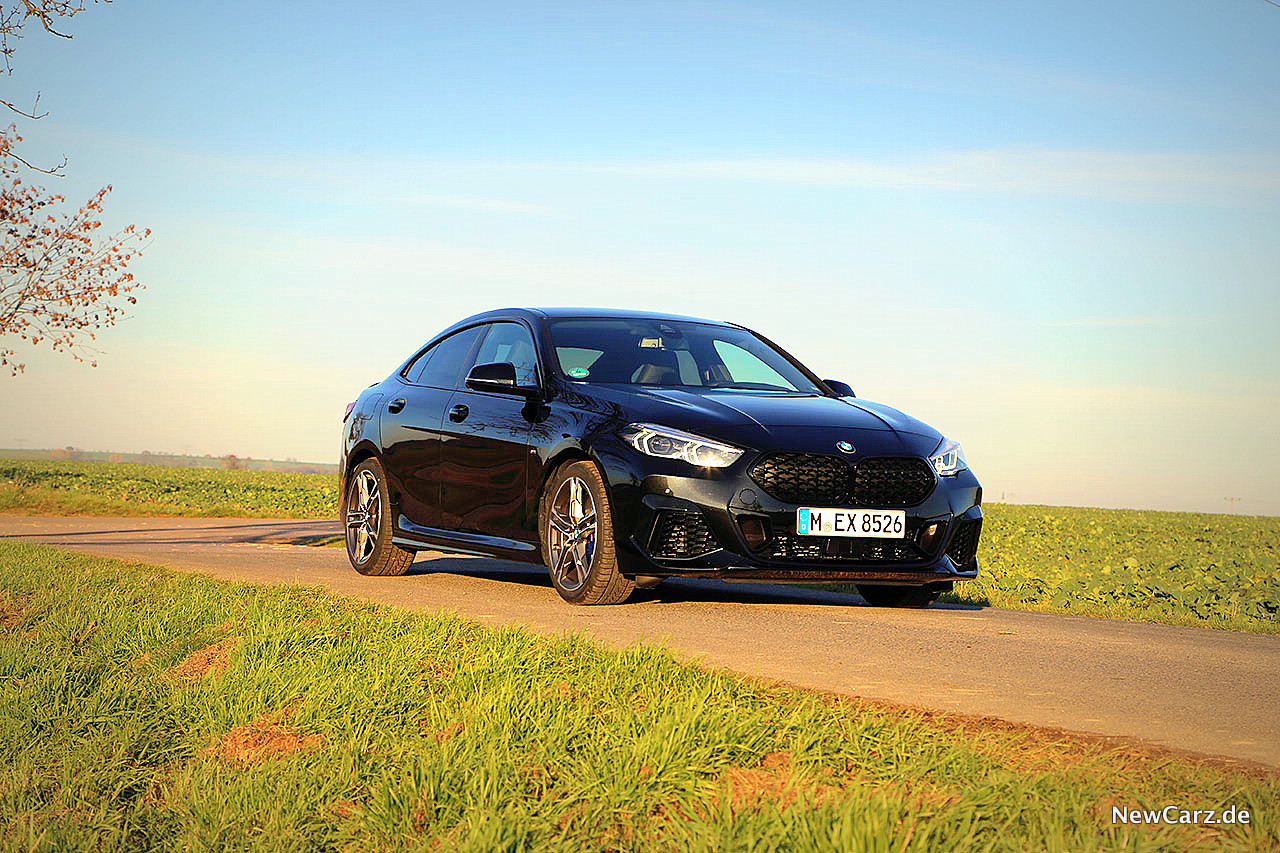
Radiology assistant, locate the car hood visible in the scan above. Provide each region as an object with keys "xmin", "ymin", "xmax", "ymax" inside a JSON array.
[{"xmin": 580, "ymin": 386, "xmax": 944, "ymax": 456}]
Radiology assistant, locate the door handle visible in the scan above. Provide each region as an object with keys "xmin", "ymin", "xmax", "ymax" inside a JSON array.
[
  {"xmin": 387, "ymin": 398, "xmax": 406, "ymax": 414},
  {"xmin": 449, "ymin": 403, "xmax": 469, "ymax": 422}
]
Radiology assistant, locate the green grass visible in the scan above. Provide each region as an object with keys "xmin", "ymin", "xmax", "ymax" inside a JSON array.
[
  {"xmin": 1, "ymin": 542, "xmax": 1275, "ymax": 852},
  {"xmin": 2, "ymin": 458, "xmax": 1277, "ymax": 633},
  {"xmin": 0, "ymin": 458, "xmax": 337, "ymax": 519}
]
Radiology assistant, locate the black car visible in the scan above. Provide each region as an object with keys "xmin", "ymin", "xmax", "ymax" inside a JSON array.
[{"xmin": 339, "ymin": 308, "xmax": 982, "ymax": 607}]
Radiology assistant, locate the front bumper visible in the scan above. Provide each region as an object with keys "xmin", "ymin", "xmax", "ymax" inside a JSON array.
[{"xmin": 599, "ymin": 445, "xmax": 983, "ymax": 587}]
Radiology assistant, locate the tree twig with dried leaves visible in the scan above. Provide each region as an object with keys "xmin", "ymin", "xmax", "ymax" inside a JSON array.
[{"xmin": 1, "ymin": 125, "xmax": 146, "ymax": 374}]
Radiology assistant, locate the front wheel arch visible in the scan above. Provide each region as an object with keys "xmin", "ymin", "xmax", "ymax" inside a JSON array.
[{"xmin": 538, "ymin": 458, "xmax": 634, "ymax": 605}]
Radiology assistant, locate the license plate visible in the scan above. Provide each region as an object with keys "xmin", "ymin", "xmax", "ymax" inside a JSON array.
[{"xmin": 796, "ymin": 508, "xmax": 906, "ymax": 538}]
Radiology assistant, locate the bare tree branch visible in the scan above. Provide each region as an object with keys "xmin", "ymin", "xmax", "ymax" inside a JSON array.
[
  {"xmin": 19, "ymin": 0, "xmax": 83, "ymax": 39},
  {"xmin": 0, "ymin": 90, "xmax": 47, "ymax": 118},
  {"xmin": 1, "ymin": 2, "xmax": 94, "ymax": 74},
  {"xmin": 5, "ymin": 144, "xmax": 64, "ymax": 174}
]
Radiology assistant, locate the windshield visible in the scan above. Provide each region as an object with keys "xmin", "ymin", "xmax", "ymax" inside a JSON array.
[{"xmin": 547, "ymin": 318, "xmax": 824, "ymax": 394}]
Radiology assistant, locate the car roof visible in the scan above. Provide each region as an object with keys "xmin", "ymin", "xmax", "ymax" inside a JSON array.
[
  {"xmin": 417, "ymin": 308, "xmax": 746, "ymax": 362},
  {"xmin": 530, "ymin": 307, "xmax": 735, "ymax": 325},
  {"xmin": 446, "ymin": 307, "xmax": 738, "ymax": 329},
  {"xmin": 400, "ymin": 308, "xmax": 751, "ymax": 379}
]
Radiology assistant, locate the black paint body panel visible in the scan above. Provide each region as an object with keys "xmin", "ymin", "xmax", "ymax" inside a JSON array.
[{"xmin": 340, "ymin": 307, "xmax": 982, "ymax": 587}]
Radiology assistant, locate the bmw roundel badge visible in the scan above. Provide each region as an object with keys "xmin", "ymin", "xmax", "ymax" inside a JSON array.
[{"xmin": 836, "ymin": 441, "xmax": 856, "ymax": 454}]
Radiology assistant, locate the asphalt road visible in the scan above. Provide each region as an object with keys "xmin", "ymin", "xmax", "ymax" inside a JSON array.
[{"xmin": 3, "ymin": 516, "xmax": 1277, "ymax": 768}]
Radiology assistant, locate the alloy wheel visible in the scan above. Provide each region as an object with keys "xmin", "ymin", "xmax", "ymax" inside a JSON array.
[
  {"xmin": 548, "ymin": 476, "xmax": 597, "ymax": 591},
  {"xmin": 345, "ymin": 469, "xmax": 380, "ymax": 565}
]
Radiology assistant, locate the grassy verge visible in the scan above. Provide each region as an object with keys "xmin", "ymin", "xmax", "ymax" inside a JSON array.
[
  {"xmin": 0, "ymin": 459, "xmax": 336, "ymax": 519},
  {"xmin": 3, "ymin": 458, "xmax": 1277, "ymax": 633},
  {"xmin": 2, "ymin": 542, "xmax": 1276, "ymax": 851}
]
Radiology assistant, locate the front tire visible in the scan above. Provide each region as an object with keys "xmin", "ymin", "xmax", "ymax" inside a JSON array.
[
  {"xmin": 344, "ymin": 458, "xmax": 415, "ymax": 577},
  {"xmin": 540, "ymin": 460, "xmax": 634, "ymax": 605},
  {"xmin": 856, "ymin": 584, "xmax": 942, "ymax": 609}
]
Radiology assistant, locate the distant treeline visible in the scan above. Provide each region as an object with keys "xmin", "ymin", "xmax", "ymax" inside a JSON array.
[{"xmin": 0, "ymin": 448, "xmax": 338, "ymax": 475}]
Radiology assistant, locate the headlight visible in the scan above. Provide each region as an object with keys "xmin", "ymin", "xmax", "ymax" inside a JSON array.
[
  {"xmin": 619, "ymin": 423, "xmax": 744, "ymax": 468},
  {"xmin": 929, "ymin": 438, "xmax": 967, "ymax": 477}
]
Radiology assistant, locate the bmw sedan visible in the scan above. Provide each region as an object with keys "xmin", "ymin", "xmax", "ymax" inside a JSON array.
[{"xmin": 340, "ymin": 308, "xmax": 982, "ymax": 607}]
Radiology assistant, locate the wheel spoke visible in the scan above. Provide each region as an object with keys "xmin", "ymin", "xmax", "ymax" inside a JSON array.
[
  {"xmin": 568, "ymin": 478, "xmax": 583, "ymax": 519},
  {"xmin": 550, "ymin": 508, "xmax": 574, "ymax": 537},
  {"xmin": 549, "ymin": 476, "xmax": 599, "ymax": 591},
  {"xmin": 345, "ymin": 511, "xmax": 367, "ymax": 529},
  {"xmin": 554, "ymin": 538, "xmax": 576, "ymax": 580},
  {"xmin": 571, "ymin": 538, "xmax": 589, "ymax": 571}
]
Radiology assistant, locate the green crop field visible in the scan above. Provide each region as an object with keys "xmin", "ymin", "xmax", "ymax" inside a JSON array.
[
  {"xmin": 949, "ymin": 504, "xmax": 1279, "ymax": 633},
  {"xmin": 1, "ymin": 542, "xmax": 1275, "ymax": 852},
  {"xmin": 1, "ymin": 458, "xmax": 1276, "ymax": 633},
  {"xmin": 0, "ymin": 458, "xmax": 338, "ymax": 519}
]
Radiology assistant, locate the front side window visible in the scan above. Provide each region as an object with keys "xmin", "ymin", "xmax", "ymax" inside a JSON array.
[
  {"xmin": 547, "ymin": 318, "xmax": 821, "ymax": 394},
  {"xmin": 471, "ymin": 322, "xmax": 539, "ymax": 386}
]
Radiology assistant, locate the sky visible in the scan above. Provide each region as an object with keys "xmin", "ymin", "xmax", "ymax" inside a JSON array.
[{"xmin": 0, "ymin": 0, "xmax": 1277, "ymax": 515}]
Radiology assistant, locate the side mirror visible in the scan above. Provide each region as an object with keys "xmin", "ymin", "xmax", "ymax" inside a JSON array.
[
  {"xmin": 824, "ymin": 379, "xmax": 855, "ymax": 397},
  {"xmin": 466, "ymin": 362, "xmax": 540, "ymax": 398}
]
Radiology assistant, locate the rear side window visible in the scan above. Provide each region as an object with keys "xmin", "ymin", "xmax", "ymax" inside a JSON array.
[{"xmin": 406, "ymin": 326, "xmax": 484, "ymax": 389}]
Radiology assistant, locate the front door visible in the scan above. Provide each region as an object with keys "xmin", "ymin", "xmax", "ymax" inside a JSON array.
[{"xmin": 438, "ymin": 322, "xmax": 540, "ymax": 544}]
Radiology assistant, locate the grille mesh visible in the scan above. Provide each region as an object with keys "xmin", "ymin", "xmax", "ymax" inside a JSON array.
[
  {"xmin": 765, "ymin": 531, "xmax": 923, "ymax": 563},
  {"xmin": 749, "ymin": 453, "xmax": 846, "ymax": 503},
  {"xmin": 946, "ymin": 518, "xmax": 982, "ymax": 567},
  {"xmin": 851, "ymin": 457, "xmax": 936, "ymax": 507},
  {"xmin": 649, "ymin": 510, "xmax": 719, "ymax": 559},
  {"xmin": 750, "ymin": 453, "xmax": 936, "ymax": 507}
]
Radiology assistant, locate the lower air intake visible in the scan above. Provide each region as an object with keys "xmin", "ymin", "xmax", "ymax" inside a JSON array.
[
  {"xmin": 765, "ymin": 531, "xmax": 924, "ymax": 563},
  {"xmin": 946, "ymin": 518, "xmax": 982, "ymax": 568},
  {"xmin": 649, "ymin": 510, "xmax": 719, "ymax": 559}
]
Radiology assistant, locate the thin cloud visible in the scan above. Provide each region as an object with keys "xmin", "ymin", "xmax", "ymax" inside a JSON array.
[
  {"xmin": 1040, "ymin": 316, "xmax": 1189, "ymax": 328},
  {"xmin": 595, "ymin": 148, "xmax": 1280, "ymax": 203},
  {"xmin": 58, "ymin": 125, "xmax": 1280, "ymax": 206}
]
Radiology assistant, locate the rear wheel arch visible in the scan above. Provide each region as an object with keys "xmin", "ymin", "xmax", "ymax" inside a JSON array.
[
  {"xmin": 341, "ymin": 443, "xmax": 381, "ymax": 513},
  {"xmin": 344, "ymin": 456, "xmax": 415, "ymax": 576}
]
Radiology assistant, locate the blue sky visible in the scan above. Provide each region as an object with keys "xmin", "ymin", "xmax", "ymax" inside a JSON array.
[{"xmin": 2, "ymin": 0, "xmax": 1278, "ymax": 514}]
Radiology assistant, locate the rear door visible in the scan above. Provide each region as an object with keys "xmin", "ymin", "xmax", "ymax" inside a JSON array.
[
  {"xmin": 438, "ymin": 321, "xmax": 540, "ymax": 543},
  {"xmin": 379, "ymin": 326, "xmax": 484, "ymax": 528}
]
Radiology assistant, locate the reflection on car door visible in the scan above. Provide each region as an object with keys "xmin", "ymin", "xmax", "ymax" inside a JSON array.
[
  {"xmin": 379, "ymin": 326, "xmax": 484, "ymax": 529},
  {"xmin": 438, "ymin": 321, "xmax": 539, "ymax": 545}
]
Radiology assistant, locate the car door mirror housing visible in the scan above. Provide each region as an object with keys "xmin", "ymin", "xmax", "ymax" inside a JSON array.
[
  {"xmin": 824, "ymin": 379, "xmax": 855, "ymax": 397},
  {"xmin": 466, "ymin": 362, "xmax": 540, "ymax": 397}
]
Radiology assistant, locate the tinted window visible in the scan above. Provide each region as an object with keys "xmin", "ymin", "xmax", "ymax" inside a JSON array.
[
  {"xmin": 712, "ymin": 340, "xmax": 792, "ymax": 389},
  {"xmin": 411, "ymin": 326, "xmax": 484, "ymax": 389},
  {"xmin": 548, "ymin": 318, "xmax": 821, "ymax": 393},
  {"xmin": 556, "ymin": 346, "xmax": 603, "ymax": 375},
  {"xmin": 471, "ymin": 322, "xmax": 539, "ymax": 386}
]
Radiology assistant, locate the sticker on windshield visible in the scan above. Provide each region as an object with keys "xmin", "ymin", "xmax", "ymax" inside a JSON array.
[{"xmin": 567, "ymin": 367, "xmax": 590, "ymax": 379}]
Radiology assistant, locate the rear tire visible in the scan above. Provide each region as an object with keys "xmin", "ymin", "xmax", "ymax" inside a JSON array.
[
  {"xmin": 856, "ymin": 584, "xmax": 942, "ymax": 609},
  {"xmin": 344, "ymin": 457, "xmax": 415, "ymax": 577},
  {"xmin": 540, "ymin": 460, "xmax": 634, "ymax": 605}
]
